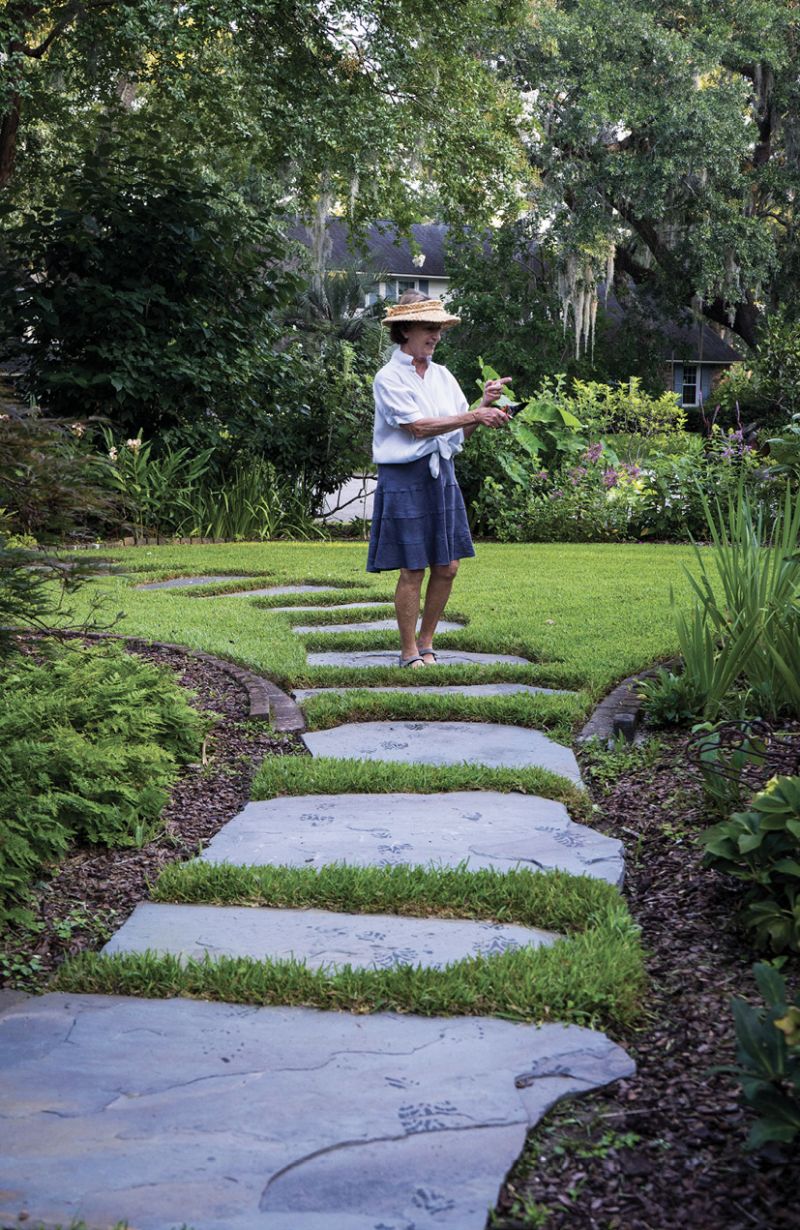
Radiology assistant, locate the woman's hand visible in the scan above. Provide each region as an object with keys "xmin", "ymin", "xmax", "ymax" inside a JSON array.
[
  {"xmin": 480, "ymin": 376, "xmax": 513, "ymax": 407},
  {"xmin": 473, "ymin": 405, "xmax": 509, "ymax": 428}
]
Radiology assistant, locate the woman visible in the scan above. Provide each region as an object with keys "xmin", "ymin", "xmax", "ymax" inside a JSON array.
[{"xmin": 367, "ymin": 290, "xmax": 511, "ymax": 668}]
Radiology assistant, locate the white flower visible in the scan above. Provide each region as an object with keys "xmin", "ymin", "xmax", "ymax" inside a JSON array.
[
  {"xmin": 70, "ymin": 422, "xmax": 86, "ymax": 437},
  {"xmin": 126, "ymin": 437, "xmax": 142, "ymax": 452},
  {"xmin": 108, "ymin": 446, "xmax": 118, "ymax": 461}
]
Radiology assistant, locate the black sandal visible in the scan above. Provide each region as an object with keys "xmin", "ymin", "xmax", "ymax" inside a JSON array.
[{"xmin": 399, "ymin": 654, "xmax": 426, "ymax": 668}]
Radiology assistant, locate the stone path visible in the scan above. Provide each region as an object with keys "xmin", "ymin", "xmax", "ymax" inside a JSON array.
[
  {"xmin": 105, "ymin": 902, "xmax": 557, "ymax": 966},
  {"xmin": 307, "ymin": 649, "xmax": 530, "ymax": 667},
  {"xmin": 0, "ymin": 579, "xmax": 632, "ymax": 1230},
  {"xmin": 293, "ymin": 682, "xmax": 569, "ymax": 702},
  {"xmin": 0, "ymin": 995, "xmax": 632, "ymax": 1230},
  {"xmin": 292, "ymin": 683, "xmax": 566, "ymax": 703},
  {"xmin": 291, "ymin": 618, "xmax": 463, "ymax": 635},
  {"xmin": 197, "ymin": 792, "xmax": 624, "ymax": 883},
  {"xmin": 301, "ymin": 721, "xmax": 584, "ymax": 785}
]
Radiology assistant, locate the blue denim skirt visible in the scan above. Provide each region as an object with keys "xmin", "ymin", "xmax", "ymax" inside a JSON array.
[{"xmin": 366, "ymin": 455, "xmax": 475, "ymax": 573}]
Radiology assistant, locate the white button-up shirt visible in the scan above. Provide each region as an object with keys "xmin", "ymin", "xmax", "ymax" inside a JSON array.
[{"xmin": 372, "ymin": 346, "xmax": 468, "ymax": 477}]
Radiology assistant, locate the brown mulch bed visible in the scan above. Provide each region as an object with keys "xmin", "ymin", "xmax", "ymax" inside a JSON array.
[
  {"xmin": 0, "ymin": 642, "xmax": 307, "ymax": 984},
  {"xmin": 492, "ymin": 726, "xmax": 800, "ymax": 1230}
]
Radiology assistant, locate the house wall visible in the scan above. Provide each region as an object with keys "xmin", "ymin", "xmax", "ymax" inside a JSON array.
[
  {"xmin": 671, "ymin": 362, "xmax": 730, "ymax": 408},
  {"xmin": 371, "ymin": 276, "xmax": 450, "ymax": 304}
]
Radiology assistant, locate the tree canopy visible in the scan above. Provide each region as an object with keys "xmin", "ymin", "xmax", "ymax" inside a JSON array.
[
  {"xmin": 504, "ymin": 0, "xmax": 800, "ymax": 348},
  {"xmin": 1, "ymin": 1, "xmax": 528, "ymax": 226}
]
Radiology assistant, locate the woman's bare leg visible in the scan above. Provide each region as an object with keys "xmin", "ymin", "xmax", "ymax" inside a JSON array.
[
  {"xmin": 418, "ymin": 561, "xmax": 459, "ymax": 662},
  {"xmin": 395, "ymin": 568, "xmax": 425, "ymax": 664}
]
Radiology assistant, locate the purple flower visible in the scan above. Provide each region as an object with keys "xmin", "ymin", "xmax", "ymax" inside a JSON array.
[
  {"xmin": 585, "ymin": 442, "xmax": 604, "ymax": 463},
  {"xmin": 549, "ymin": 488, "xmax": 564, "ymax": 500},
  {"xmin": 602, "ymin": 468, "xmax": 619, "ymax": 488},
  {"xmin": 569, "ymin": 465, "xmax": 587, "ymax": 485},
  {"xmin": 625, "ymin": 464, "xmax": 642, "ymax": 479}
]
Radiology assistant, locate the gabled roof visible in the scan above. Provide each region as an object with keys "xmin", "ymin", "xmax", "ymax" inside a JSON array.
[
  {"xmin": 600, "ymin": 287, "xmax": 743, "ymax": 363},
  {"xmin": 288, "ymin": 219, "xmax": 449, "ymax": 279}
]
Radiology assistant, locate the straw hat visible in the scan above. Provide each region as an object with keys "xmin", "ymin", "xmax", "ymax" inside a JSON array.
[{"xmin": 381, "ymin": 298, "xmax": 461, "ymax": 330}]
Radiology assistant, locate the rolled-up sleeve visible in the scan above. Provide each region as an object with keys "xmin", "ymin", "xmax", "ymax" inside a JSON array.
[{"xmin": 373, "ymin": 371, "xmax": 424, "ymax": 430}]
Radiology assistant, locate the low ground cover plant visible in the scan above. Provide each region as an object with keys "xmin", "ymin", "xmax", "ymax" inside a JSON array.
[
  {"xmin": 728, "ymin": 962, "xmax": 800, "ymax": 1150},
  {"xmin": 701, "ymin": 775, "xmax": 800, "ymax": 954},
  {"xmin": 0, "ymin": 641, "xmax": 209, "ymax": 922}
]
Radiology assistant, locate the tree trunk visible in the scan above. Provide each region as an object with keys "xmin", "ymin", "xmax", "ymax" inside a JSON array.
[{"xmin": 0, "ymin": 95, "xmax": 21, "ymax": 190}]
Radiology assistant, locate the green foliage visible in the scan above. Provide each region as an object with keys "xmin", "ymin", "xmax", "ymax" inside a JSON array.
[
  {"xmin": 0, "ymin": 148, "xmax": 297, "ymax": 438},
  {"xmin": 185, "ymin": 461, "xmax": 328, "ymax": 542},
  {"xmin": 254, "ymin": 337, "xmax": 377, "ymax": 511},
  {"xmin": 638, "ymin": 669, "xmax": 703, "ymax": 728},
  {"xmin": 0, "ymin": 537, "xmax": 106, "ymax": 659},
  {"xmin": 728, "ymin": 962, "xmax": 800, "ymax": 1149},
  {"xmin": 571, "ymin": 379, "xmax": 686, "ymax": 438},
  {"xmin": 676, "ymin": 484, "xmax": 800, "ymax": 721},
  {"xmin": 2, "ymin": 2, "xmax": 526, "ymax": 230},
  {"xmin": 0, "ymin": 390, "xmax": 113, "ymax": 542},
  {"xmin": 0, "ymin": 642, "xmax": 208, "ymax": 918},
  {"xmin": 717, "ymin": 313, "xmax": 800, "ymax": 427},
  {"xmin": 701, "ymin": 775, "xmax": 800, "ymax": 953},
  {"xmin": 154, "ymin": 860, "xmax": 620, "ymax": 935},
  {"xmin": 507, "ymin": 1, "xmax": 799, "ymax": 348},
  {"xmin": 102, "ymin": 431, "xmax": 214, "ymax": 543},
  {"xmin": 689, "ymin": 722, "xmax": 768, "ymax": 815},
  {"xmin": 767, "ymin": 415, "xmax": 800, "ymax": 487}
]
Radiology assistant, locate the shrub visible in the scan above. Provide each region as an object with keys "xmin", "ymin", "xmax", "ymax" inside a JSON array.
[
  {"xmin": 700, "ymin": 775, "xmax": 800, "ymax": 953},
  {"xmin": 570, "ymin": 377, "xmax": 686, "ymax": 437},
  {"xmin": 728, "ymin": 962, "xmax": 800, "ymax": 1150},
  {"xmin": 0, "ymin": 642, "xmax": 209, "ymax": 921}
]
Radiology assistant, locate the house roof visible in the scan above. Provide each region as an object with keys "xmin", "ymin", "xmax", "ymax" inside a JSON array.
[
  {"xmin": 288, "ymin": 219, "xmax": 449, "ymax": 279},
  {"xmin": 601, "ymin": 287, "xmax": 743, "ymax": 363},
  {"xmin": 290, "ymin": 218, "xmax": 743, "ymax": 363}
]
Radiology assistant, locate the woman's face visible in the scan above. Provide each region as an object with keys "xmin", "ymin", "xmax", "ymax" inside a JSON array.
[{"xmin": 401, "ymin": 322, "xmax": 443, "ymax": 360}]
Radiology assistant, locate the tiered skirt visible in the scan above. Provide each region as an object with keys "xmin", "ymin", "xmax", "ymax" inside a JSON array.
[{"xmin": 366, "ymin": 456, "xmax": 475, "ymax": 573}]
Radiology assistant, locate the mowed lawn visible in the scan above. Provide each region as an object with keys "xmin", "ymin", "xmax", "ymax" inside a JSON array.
[{"xmin": 69, "ymin": 540, "xmax": 701, "ymax": 697}]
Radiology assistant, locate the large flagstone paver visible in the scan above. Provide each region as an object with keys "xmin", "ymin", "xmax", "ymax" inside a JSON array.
[
  {"xmin": 291, "ymin": 618, "xmax": 463, "ymax": 635},
  {"xmin": 103, "ymin": 903, "xmax": 556, "ymax": 967},
  {"xmin": 293, "ymin": 682, "xmax": 572, "ymax": 701},
  {"xmin": 0, "ymin": 993, "xmax": 634, "ymax": 1230},
  {"xmin": 302, "ymin": 721, "xmax": 583, "ymax": 785},
  {"xmin": 200, "ymin": 792, "xmax": 622, "ymax": 884},
  {"xmin": 136, "ymin": 574, "xmax": 250, "ymax": 589},
  {"xmin": 307, "ymin": 649, "xmax": 530, "ymax": 667}
]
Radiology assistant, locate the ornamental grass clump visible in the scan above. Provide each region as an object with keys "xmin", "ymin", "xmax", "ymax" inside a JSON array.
[
  {"xmin": 641, "ymin": 483, "xmax": 800, "ymax": 724},
  {"xmin": 0, "ymin": 641, "xmax": 209, "ymax": 922}
]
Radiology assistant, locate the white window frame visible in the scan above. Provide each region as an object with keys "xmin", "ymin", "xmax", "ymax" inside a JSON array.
[{"xmin": 681, "ymin": 363, "xmax": 699, "ymax": 407}]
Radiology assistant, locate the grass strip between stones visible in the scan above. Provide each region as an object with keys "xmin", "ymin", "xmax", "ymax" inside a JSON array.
[
  {"xmin": 152, "ymin": 862, "xmax": 615, "ymax": 932},
  {"xmin": 55, "ymin": 905, "xmax": 645, "ymax": 1033},
  {"xmin": 252, "ymin": 754, "xmax": 588, "ymax": 817},
  {"xmin": 301, "ymin": 689, "xmax": 587, "ymax": 742}
]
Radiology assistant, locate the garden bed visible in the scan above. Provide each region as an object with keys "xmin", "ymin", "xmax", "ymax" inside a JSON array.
[
  {"xmin": 0, "ymin": 642, "xmax": 305, "ymax": 988},
  {"xmin": 492, "ymin": 728, "xmax": 799, "ymax": 1229}
]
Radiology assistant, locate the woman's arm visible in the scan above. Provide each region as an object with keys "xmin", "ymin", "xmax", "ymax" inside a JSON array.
[{"xmin": 401, "ymin": 404, "xmax": 508, "ymax": 440}]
